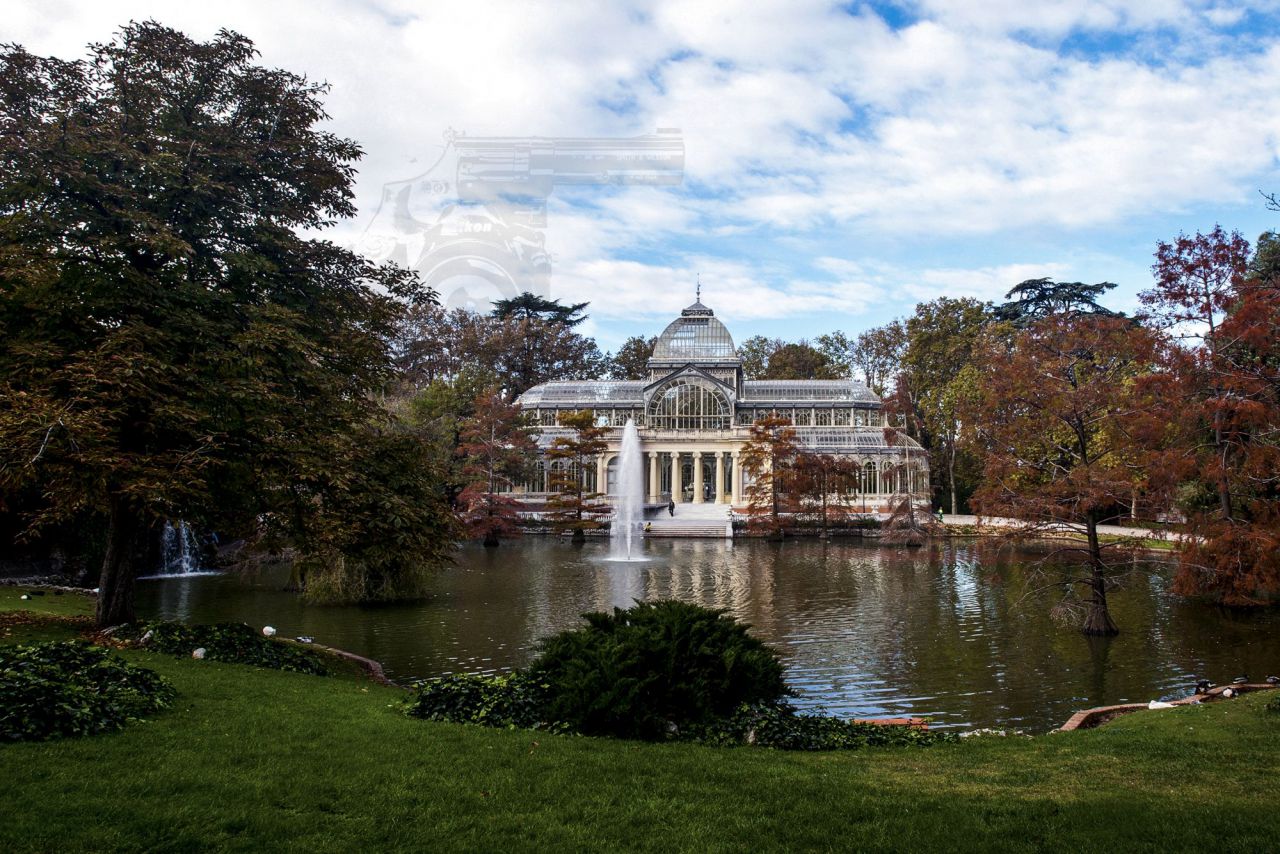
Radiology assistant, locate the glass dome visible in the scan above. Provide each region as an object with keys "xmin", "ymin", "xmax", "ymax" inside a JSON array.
[{"xmin": 651, "ymin": 301, "xmax": 737, "ymax": 361}]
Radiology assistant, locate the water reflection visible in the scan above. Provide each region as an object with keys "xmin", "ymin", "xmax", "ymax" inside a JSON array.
[{"xmin": 135, "ymin": 538, "xmax": 1280, "ymax": 732}]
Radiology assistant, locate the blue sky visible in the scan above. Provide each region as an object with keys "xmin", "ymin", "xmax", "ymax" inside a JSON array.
[{"xmin": 13, "ymin": 1, "xmax": 1280, "ymax": 352}]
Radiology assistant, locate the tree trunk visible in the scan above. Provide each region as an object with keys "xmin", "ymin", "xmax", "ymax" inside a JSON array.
[
  {"xmin": 96, "ymin": 494, "xmax": 143, "ymax": 628},
  {"xmin": 1214, "ymin": 420, "xmax": 1233, "ymax": 521},
  {"xmin": 483, "ymin": 534, "xmax": 500, "ymax": 548},
  {"xmin": 948, "ymin": 442, "xmax": 957, "ymax": 515},
  {"xmin": 1081, "ymin": 518, "xmax": 1119, "ymax": 636}
]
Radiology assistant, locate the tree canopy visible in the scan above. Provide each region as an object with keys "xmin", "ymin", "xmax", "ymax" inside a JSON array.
[
  {"xmin": 0, "ymin": 23, "xmax": 436, "ymax": 624},
  {"xmin": 995, "ymin": 278, "xmax": 1121, "ymax": 326}
]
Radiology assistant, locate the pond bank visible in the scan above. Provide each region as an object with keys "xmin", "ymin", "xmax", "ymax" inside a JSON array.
[{"xmin": 2, "ymin": 595, "xmax": 1277, "ymax": 853}]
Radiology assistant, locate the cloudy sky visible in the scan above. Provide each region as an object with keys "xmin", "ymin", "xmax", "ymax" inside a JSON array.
[{"xmin": 11, "ymin": 1, "xmax": 1280, "ymax": 350}]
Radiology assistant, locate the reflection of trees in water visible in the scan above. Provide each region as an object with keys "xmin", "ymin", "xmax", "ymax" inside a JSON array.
[{"xmin": 144, "ymin": 540, "xmax": 1280, "ymax": 730}]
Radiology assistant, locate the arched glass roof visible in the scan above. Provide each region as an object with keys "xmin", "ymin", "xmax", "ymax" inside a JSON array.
[{"xmin": 651, "ymin": 301, "xmax": 737, "ymax": 361}]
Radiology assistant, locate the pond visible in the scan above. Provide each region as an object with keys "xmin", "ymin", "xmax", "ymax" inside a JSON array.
[{"xmin": 135, "ymin": 538, "xmax": 1280, "ymax": 732}]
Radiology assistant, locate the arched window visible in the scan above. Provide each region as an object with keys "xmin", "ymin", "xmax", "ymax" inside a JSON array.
[{"xmin": 645, "ymin": 378, "xmax": 732, "ymax": 430}]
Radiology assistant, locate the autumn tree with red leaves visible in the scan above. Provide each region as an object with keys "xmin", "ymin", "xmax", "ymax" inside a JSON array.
[
  {"xmin": 793, "ymin": 451, "xmax": 861, "ymax": 538},
  {"xmin": 1142, "ymin": 228, "xmax": 1280, "ymax": 604},
  {"xmin": 740, "ymin": 413, "xmax": 803, "ymax": 538},
  {"xmin": 963, "ymin": 313, "xmax": 1162, "ymax": 635},
  {"xmin": 545, "ymin": 410, "xmax": 610, "ymax": 544},
  {"xmin": 1141, "ymin": 225, "xmax": 1252, "ymax": 522},
  {"xmin": 456, "ymin": 392, "xmax": 536, "ymax": 547}
]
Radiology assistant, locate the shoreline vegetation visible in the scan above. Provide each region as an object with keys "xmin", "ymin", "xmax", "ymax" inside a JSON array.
[{"xmin": 3, "ymin": 589, "xmax": 1279, "ymax": 853}]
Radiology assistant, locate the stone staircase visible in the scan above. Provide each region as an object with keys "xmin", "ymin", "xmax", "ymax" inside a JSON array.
[{"xmin": 645, "ymin": 503, "xmax": 733, "ymax": 539}]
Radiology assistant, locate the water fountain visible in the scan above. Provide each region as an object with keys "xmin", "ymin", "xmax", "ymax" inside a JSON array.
[
  {"xmin": 158, "ymin": 520, "xmax": 203, "ymax": 575},
  {"xmin": 608, "ymin": 419, "xmax": 646, "ymax": 561}
]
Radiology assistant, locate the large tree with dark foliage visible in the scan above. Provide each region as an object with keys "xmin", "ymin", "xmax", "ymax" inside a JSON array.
[
  {"xmin": 491, "ymin": 293, "xmax": 588, "ymax": 327},
  {"xmin": 899, "ymin": 297, "xmax": 991, "ymax": 514},
  {"xmin": 608, "ymin": 335, "xmax": 656, "ymax": 380},
  {"xmin": 995, "ymin": 278, "xmax": 1121, "ymax": 326},
  {"xmin": 0, "ymin": 24, "xmax": 437, "ymax": 625}
]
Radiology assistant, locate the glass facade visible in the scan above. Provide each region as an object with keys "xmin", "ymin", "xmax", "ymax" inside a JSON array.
[
  {"xmin": 510, "ymin": 298, "xmax": 928, "ymax": 502},
  {"xmin": 646, "ymin": 378, "xmax": 732, "ymax": 430}
]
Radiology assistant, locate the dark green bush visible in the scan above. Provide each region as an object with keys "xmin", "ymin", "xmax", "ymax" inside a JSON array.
[
  {"xmin": 0, "ymin": 641, "xmax": 176, "ymax": 741},
  {"xmin": 405, "ymin": 672, "xmax": 559, "ymax": 730},
  {"xmin": 132, "ymin": 621, "xmax": 329, "ymax": 676},
  {"xmin": 526, "ymin": 600, "xmax": 789, "ymax": 741}
]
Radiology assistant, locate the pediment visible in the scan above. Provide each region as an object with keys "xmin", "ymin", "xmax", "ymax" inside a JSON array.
[{"xmin": 643, "ymin": 364, "xmax": 737, "ymax": 396}]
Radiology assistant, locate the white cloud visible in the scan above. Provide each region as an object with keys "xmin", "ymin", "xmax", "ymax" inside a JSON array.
[{"xmin": 8, "ymin": 0, "xmax": 1280, "ymax": 333}]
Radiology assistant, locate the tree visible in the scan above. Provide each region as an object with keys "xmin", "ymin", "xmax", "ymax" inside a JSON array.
[
  {"xmin": 849, "ymin": 322, "xmax": 906, "ymax": 397},
  {"xmin": 813, "ymin": 330, "xmax": 854, "ymax": 375},
  {"xmin": 392, "ymin": 303, "xmax": 607, "ymax": 399},
  {"xmin": 739, "ymin": 414, "xmax": 803, "ymax": 538},
  {"xmin": 1141, "ymin": 226, "xmax": 1252, "ymax": 522},
  {"xmin": 491, "ymin": 292, "xmax": 588, "ymax": 327},
  {"xmin": 0, "ymin": 25, "xmax": 435, "ymax": 625},
  {"xmin": 900, "ymin": 298, "xmax": 991, "ymax": 514},
  {"xmin": 762, "ymin": 341, "xmax": 842, "ymax": 380},
  {"xmin": 456, "ymin": 392, "xmax": 536, "ymax": 547},
  {"xmin": 963, "ymin": 313, "xmax": 1161, "ymax": 635},
  {"xmin": 793, "ymin": 452, "xmax": 861, "ymax": 538},
  {"xmin": 609, "ymin": 336, "xmax": 656, "ymax": 380},
  {"xmin": 545, "ymin": 410, "xmax": 610, "ymax": 543},
  {"xmin": 1140, "ymin": 231, "xmax": 1280, "ymax": 604},
  {"xmin": 296, "ymin": 426, "xmax": 458, "ymax": 604},
  {"xmin": 995, "ymin": 278, "xmax": 1121, "ymax": 326},
  {"xmin": 737, "ymin": 336, "xmax": 784, "ymax": 379}
]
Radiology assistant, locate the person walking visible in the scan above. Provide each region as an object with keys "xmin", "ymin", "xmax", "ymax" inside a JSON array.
[{"xmin": 668, "ymin": 499, "xmax": 675, "ymax": 517}]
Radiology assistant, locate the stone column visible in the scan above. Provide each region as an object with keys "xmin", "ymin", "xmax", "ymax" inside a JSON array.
[
  {"xmin": 715, "ymin": 452, "xmax": 726, "ymax": 504},
  {"xmin": 596, "ymin": 454, "xmax": 608, "ymax": 497},
  {"xmin": 692, "ymin": 451, "xmax": 704, "ymax": 504},
  {"xmin": 647, "ymin": 452, "xmax": 660, "ymax": 502},
  {"xmin": 672, "ymin": 452, "xmax": 683, "ymax": 503},
  {"xmin": 731, "ymin": 451, "xmax": 742, "ymax": 506}
]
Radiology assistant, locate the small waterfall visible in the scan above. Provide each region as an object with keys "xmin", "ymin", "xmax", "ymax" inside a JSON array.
[
  {"xmin": 609, "ymin": 419, "xmax": 645, "ymax": 561},
  {"xmin": 159, "ymin": 521, "xmax": 202, "ymax": 575}
]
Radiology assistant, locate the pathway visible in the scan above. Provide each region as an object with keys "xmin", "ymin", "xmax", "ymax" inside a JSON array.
[{"xmin": 941, "ymin": 515, "xmax": 1182, "ymax": 541}]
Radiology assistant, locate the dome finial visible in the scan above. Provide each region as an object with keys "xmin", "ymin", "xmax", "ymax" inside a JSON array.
[{"xmin": 696, "ymin": 272, "xmax": 701, "ymax": 304}]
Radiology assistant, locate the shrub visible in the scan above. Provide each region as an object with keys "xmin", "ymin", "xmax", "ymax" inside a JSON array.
[
  {"xmin": 132, "ymin": 621, "xmax": 329, "ymax": 675},
  {"xmin": 0, "ymin": 641, "xmax": 175, "ymax": 741},
  {"xmin": 526, "ymin": 600, "xmax": 789, "ymax": 741},
  {"xmin": 405, "ymin": 672, "xmax": 559, "ymax": 730},
  {"xmin": 1266, "ymin": 694, "xmax": 1280, "ymax": 714}
]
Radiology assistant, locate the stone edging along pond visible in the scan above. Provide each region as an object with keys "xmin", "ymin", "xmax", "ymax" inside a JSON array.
[{"xmin": 1058, "ymin": 683, "xmax": 1279, "ymax": 731}]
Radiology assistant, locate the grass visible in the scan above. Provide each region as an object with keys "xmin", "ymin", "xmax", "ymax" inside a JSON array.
[{"xmin": 2, "ymin": 591, "xmax": 1279, "ymax": 852}]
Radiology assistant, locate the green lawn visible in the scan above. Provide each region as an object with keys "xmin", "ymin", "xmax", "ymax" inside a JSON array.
[{"xmin": 2, "ymin": 588, "xmax": 1278, "ymax": 853}]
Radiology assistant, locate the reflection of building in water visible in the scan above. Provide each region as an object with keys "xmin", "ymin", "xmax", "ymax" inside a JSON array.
[{"xmin": 512, "ymin": 299, "xmax": 928, "ymax": 513}]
